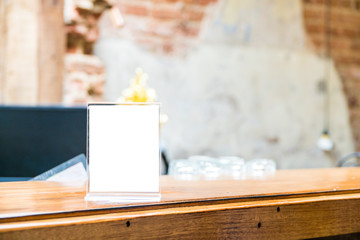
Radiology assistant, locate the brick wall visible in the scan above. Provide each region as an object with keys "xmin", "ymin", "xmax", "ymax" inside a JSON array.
[
  {"xmin": 64, "ymin": 54, "xmax": 105, "ymax": 104},
  {"xmin": 64, "ymin": 0, "xmax": 108, "ymax": 104},
  {"xmin": 64, "ymin": 0, "xmax": 219, "ymax": 103},
  {"xmin": 112, "ymin": 0, "xmax": 218, "ymax": 54},
  {"xmin": 302, "ymin": 0, "xmax": 360, "ymax": 150}
]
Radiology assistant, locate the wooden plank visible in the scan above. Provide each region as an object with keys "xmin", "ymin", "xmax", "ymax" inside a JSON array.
[
  {"xmin": 4, "ymin": 0, "xmax": 39, "ymax": 104},
  {"xmin": 37, "ymin": 0, "xmax": 64, "ymax": 103},
  {"xmin": 0, "ymin": 168, "xmax": 360, "ymax": 219}
]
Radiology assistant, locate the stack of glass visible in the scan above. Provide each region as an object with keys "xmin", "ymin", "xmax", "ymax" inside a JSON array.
[{"xmin": 169, "ymin": 156, "xmax": 276, "ymax": 180}]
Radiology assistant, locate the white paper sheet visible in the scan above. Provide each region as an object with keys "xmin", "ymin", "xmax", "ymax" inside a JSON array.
[
  {"xmin": 47, "ymin": 162, "xmax": 87, "ymax": 182},
  {"xmin": 88, "ymin": 104, "xmax": 160, "ymax": 193}
]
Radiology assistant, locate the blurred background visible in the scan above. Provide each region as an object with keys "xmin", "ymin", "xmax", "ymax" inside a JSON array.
[{"xmin": 0, "ymin": 0, "xmax": 359, "ymax": 172}]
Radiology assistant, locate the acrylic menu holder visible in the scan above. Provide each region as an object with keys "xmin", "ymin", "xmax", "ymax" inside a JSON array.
[{"xmin": 85, "ymin": 103, "xmax": 161, "ymax": 202}]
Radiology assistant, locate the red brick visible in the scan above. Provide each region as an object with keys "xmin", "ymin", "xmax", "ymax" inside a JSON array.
[
  {"xmin": 332, "ymin": 12, "xmax": 360, "ymax": 23},
  {"xmin": 151, "ymin": 21, "xmax": 177, "ymax": 37},
  {"xmin": 303, "ymin": 0, "xmax": 354, "ymax": 7},
  {"xmin": 107, "ymin": 0, "xmax": 215, "ymax": 56},
  {"xmin": 336, "ymin": 28, "xmax": 359, "ymax": 38},
  {"xmin": 162, "ymin": 42, "xmax": 174, "ymax": 53},
  {"xmin": 197, "ymin": 0, "xmax": 217, "ymax": 5},
  {"xmin": 330, "ymin": 0, "xmax": 353, "ymax": 8},
  {"xmin": 330, "ymin": 38, "xmax": 357, "ymax": 50},
  {"xmin": 305, "ymin": 23, "xmax": 325, "ymax": 34},
  {"xmin": 348, "ymin": 95, "xmax": 359, "ymax": 107},
  {"xmin": 303, "ymin": 0, "xmax": 325, "ymax": 4},
  {"xmin": 182, "ymin": 8, "xmax": 205, "ymax": 21},
  {"xmin": 152, "ymin": 0, "xmax": 180, "ymax": 3},
  {"xmin": 119, "ymin": 4, "xmax": 149, "ymax": 16},
  {"xmin": 182, "ymin": 0, "xmax": 216, "ymax": 6},
  {"xmin": 351, "ymin": 40, "xmax": 360, "ymax": 50},
  {"xmin": 312, "ymin": 34, "xmax": 359, "ymax": 49},
  {"xmin": 152, "ymin": 7, "xmax": 182, "ymax": 20},
  {"xmin": 303, "ymin": 8, "xmax": 325, "ymax": 19}
]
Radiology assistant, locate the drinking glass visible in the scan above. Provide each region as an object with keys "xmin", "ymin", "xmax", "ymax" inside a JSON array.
[
  {"xmin": 188, "ymin": 156, "xmax": 222, "ymax": 180},
  {"xmin": 245, "ymin": 158, "xmax": 276, "ymax": 178},
  {"xmin": 168, "ymin": 159, "xmax": 200, "ymax": 180}
]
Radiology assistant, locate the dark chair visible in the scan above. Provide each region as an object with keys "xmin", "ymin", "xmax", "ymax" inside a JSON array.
[
  {"xmin": 0, "ymin": 105, "xmax": 87, "ymax": 179},
  {"xmin": 337, "ymin": 152, "xmax": 360, "ymax": 167}
]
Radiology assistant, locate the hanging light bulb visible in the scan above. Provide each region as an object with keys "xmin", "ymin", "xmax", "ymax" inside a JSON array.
[
  {"xmin": 317, "ymin": 0, "xmax": 334, "ymax": 152},
  {"xmin": 317, "ymin": 129, "xmax": 334, "ymax": 151}
]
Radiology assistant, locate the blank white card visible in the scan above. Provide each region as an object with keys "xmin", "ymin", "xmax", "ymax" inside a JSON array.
[{"xmin": 88, "ymin": 104, "xmax": 160, "ymax": 193}]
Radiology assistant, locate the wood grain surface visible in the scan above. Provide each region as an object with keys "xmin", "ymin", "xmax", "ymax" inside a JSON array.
[
  {"xmin": 37, "ymin": 0, "xmax": 64, "ymax": 103},
  {"xmin": 1, "ymin": 168, "xmax": 360, "ymax": 239},
  {"xmin": 0, "ymin": 0, "xmax": 64, "ymax": 104}
]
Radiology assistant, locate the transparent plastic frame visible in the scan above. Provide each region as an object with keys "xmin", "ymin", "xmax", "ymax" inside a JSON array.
[{"xmin": 85, "ymin": 103, "xmax": 161, "ymax": 203}]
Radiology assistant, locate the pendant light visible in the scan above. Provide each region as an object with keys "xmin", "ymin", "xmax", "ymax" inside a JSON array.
[{"xmin": 317, "ymin": 0, "xmax": 334, "ymax": 151}]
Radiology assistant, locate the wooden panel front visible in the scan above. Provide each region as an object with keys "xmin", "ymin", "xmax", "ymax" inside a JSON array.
[{"xmin": 1, "ymin": 193, "xmax": 360, "ymax": 239}]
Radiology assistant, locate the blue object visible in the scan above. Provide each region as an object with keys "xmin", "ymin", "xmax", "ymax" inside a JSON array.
[
  {"xmin": 0, "ymin": 105, "xmax": 87, "ymax": 178},
  {"xmin": 0, "ymin": 177, "xmax": 30, "ymax": 182}
]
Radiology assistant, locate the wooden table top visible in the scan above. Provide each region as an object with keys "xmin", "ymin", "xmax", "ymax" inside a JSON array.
[{"xmin": 1, "ymin": 167, "xmax": 360, "ymax": 222}]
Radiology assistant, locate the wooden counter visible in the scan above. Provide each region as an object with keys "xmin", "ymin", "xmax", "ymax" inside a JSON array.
[{"xmin": 1, "ymin": 168, "xmax": 360, "ymax": 239}]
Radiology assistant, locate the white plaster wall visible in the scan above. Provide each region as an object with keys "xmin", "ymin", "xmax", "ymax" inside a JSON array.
[
  {"xmin": 94, "ymin": 0, "xmax": 354, "ymax": 168},
  {"xmin": 202, "ymin": 0, "xmax": 306, "ymax": 50}
]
